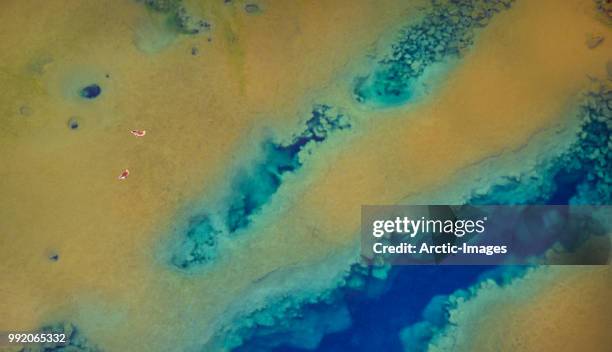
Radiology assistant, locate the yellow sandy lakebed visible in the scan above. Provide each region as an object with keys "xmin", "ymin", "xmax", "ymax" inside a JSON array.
[{"xmin": 0, "ymin": 0, "xmax": 610, "ymax": 350}]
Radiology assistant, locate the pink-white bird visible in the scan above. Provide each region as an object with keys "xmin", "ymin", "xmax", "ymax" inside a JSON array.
[
  {"xmin": 130, "ymin": 130, "xmax": 146, "ymax": 137},
  {"xmin": 118, "ymin": 169, "xmax": 130, "ymax": 180}
]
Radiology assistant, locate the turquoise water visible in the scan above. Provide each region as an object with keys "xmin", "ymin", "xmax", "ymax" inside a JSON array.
[
  {"xmin": 170, "ymin": 105, "xmax": 351, "ymax": 270},
  {"xmin": 174, "ymin": 0, "xmax": 610, "ymax": 349},
  {"xmin": 353, "ymin": 0, "xmax": 514, "ymax": 107},
  {"xmin": 233, "ymin": 86, "xmax": 610, "ymax": 351},
  {"xmin": 21, "ymin": 1, "xmax": 610, "ymax": 350}
]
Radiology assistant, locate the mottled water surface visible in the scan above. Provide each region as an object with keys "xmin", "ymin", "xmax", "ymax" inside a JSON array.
[{"xmin": 1, "ymin": 0, "xmax": 610, "ymax": 351}]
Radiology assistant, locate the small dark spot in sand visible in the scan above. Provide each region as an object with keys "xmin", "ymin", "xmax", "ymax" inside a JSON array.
[
  {"xmin": 49, "ymin": 253, "xmax": 59, "ymax": 261},
  {"xmin": 207, "ymin": 37, "xmax": 212, "ymax": 42},
  {"xmin": 68, "ymin": 117, "xmax": 79, "ymax": 130},
  {"xmin": 192, "ymin": 47, "xmax": 199, "ymax": 55},
  {"xmin": 244, "ymin": 3, "xmax": 261, "ymax": 14},
  {"xmin": 79, "ymin": 84, "xmax": 102, "ymax": 99},
  {"xmin": 224, "ymin": 0, "xmax": 232, "ymax": 4},
  {"xmin": 106, "ymin": 73, "xmax": 110, "ymax": 78},
  {"xmin": 19, "ymin": 105, "xmax": 32, "ymax": 116}
]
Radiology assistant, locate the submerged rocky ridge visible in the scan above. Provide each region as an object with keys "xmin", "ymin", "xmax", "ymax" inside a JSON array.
[
  {"xmin": 138, "ymin": 0, "xmax": 211, "ymax": 35},
  {"xmin": 2, "ymin": 0, "xmax": 609, "ymax": 350},
  {"xmin": 228, "ymin": 82, "xmax": 611, "ymax": 351},
  {"xmin": 177, "ymin": 1, "xmax": 611, "ymax": 349},
  {"xmin": 354, "ymin": 0, "xmax": 514, "ymax": 106},
  {"xmin": 470, "ymin": 81, "xmax": 612, "ymax": 205},
  {"xmin": 166, "ymin": 0, "xmax": 515, "ymax": 272},
  {"xmin": 170, "ymin": 105, "xmax": 350, "ymax": 270}
]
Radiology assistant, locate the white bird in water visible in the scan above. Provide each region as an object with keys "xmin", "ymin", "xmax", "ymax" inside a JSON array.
[{"xmin": 130, "ymin": 130, "xmax": 146, "ymax": 137}]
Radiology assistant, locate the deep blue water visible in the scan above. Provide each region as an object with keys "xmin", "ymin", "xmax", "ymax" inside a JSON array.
[
  {"xmin": 79, "ymin": 84, "xmax": 101, "ymax": 99},
  {"xmin": 242, "ymin": 86, "xmax": 610, "ymax": 352},
  {"xmin": 272, "ymin": 266, "xmax": 489, "ymax": 352}
]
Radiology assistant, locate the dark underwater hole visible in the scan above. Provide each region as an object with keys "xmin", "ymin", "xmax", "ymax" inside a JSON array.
[{"xmin": 79, "ymin": 84, "xmax": 101, "ymax": 99}]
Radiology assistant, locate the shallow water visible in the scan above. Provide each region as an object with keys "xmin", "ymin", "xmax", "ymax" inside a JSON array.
[{"xmin": 0, "ymin": 0, "xmax": 610, "ymax": 351}]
